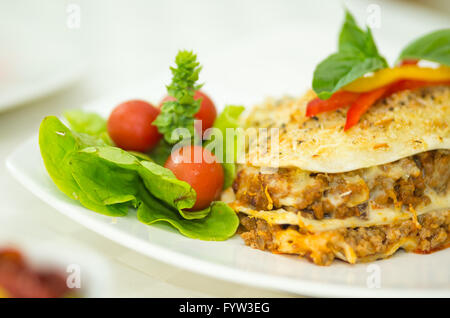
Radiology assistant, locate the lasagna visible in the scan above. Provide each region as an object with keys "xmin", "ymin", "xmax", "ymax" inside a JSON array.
[{"xmin": 228, "ymin": 86, "xmax": 450, "ymax": 265}]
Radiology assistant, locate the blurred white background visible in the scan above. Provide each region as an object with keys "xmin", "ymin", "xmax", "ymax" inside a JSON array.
[
  {"xmin": 1, "ymin": 0, "xmax": 449, "ymax": 107},
  {"xmin": 0, "ymin": 0, "xmax": 448, "ymax": 297}
]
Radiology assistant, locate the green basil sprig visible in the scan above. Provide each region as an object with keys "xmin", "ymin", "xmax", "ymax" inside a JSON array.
[
  {"xmin": 397, "ymin": 29, "xmax": 450, "ymax": 66},
  {"xmin": 153, "ymin": 50, "xmax": 203, "ymax": 144},
  {"xmin": 312, "ymin": 10, "xmax": 388, "ymax": 100}
]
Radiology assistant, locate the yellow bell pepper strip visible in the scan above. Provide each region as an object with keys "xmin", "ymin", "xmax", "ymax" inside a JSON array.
[{"xmin": 343, "ymin": 65, "xmax": 450, "ymax": 93}]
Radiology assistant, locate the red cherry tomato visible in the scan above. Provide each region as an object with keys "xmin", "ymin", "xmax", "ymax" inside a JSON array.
[
  {"xmin": 164, "ymin": 145, "xmax": 224, "ymax": 210},
  {"xmin": 107, "ymin": 100, "xmax": 161, "ymax": 152},
  {"xmin": 160, "ymin": 90, "xmax": 217, "ymax": 134}
]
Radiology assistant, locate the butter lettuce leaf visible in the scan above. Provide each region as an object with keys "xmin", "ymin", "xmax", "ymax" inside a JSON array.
[
  {"xmin": 137, "ymin": 187, "xmax": 239, "ymax": 241},
  {"xmin": 70, "ymin": 146, "xmax": 197, "ymax": 214},
  {"xmin": 206, "ymin": 105, "xmax": 245, "ymax": 189},
  {"xmin": 64, "ymin": 110, "xmax": 113, "ymax": 145},
  {"xmin": 148, "ymin": 140, "xmax": 173, "ymax": 166},
  {"xmin": 39, "ymin": 115, "xmax": 239, "ymax": 240},
  {"xmin": 39, "ymin": 116, "xmax": 128, "ymax": 216},
  {"xmin": 64, "ymin": 110, "xmax": 106, "ymax": 136},
  {"xmin": 138, "ymin": 161, "xmax": 198, "ymax": 218},
  {"xmin": 69, "ymin": 148, "xmax": 141, "ymax": 208}
]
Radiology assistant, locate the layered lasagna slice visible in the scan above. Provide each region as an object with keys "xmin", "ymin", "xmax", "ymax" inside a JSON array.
[{"xmin": 228, "ymin": 86, "xmax": 450, "ymax": 265}]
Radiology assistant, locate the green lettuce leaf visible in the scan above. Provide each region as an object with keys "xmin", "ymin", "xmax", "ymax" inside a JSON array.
[
  {"xmin": 39, "ymin": 116, "xmax": 128, "ymax": 216},
  {"xmin": 138, "ymin": 160, "xmax": 196, "ymax": 214},
  {"xmin": 312, "ymin": 10, "xmax": 388, "ymax": 99},
  {"xmin": 397, "ymin": 29, "xmax": 450, "ymax": 66},
  {"xmin": 69, "ymin": 148, "xmax": 140, "ymax": 208},
  {"xmin": 206, "ymin": 105, "xmax": 245, "ymax": 189},
  {"xmin": 68, "ymin": 147, "xmax": 236, "ymax": 239},
  {"xmin": 64, "ymin": 110, "xmax": 113, "ymax": 145},
  {"xmin": 137, "ymin": 186, "xmax": 239, "ymax": 241},
  {"xmin": 148, "ymin": 140, "xmax": 173, "ymax": 166},
  {"xmin": 39, "ymin": 116, "xmax": 239, "ymax": 240},
  {"xmin": 64, "ymin": 110, "xmax": 106, "ymax": 136},
  {"xmin": 70, "ymin": 146, "xmax": 197, "ymax": 214}
]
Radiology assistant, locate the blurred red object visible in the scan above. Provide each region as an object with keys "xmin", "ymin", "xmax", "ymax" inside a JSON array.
[{"xmin": 0, "ymin": 247, "xmax": 73, "ymax": 298}]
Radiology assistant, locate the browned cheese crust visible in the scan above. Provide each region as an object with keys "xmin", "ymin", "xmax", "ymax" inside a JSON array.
[{"xmin": 243, "ymin": 86, "xmax": 450, "ymax": 172}]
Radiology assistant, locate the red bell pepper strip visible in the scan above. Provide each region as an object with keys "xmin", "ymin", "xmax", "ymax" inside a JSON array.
[
  {"xmin": 308, "ymin": 73, "xmax": 450, "ymax": 130},
  {"xmin": 344, "ymin": 79, "xmax": 450, "ymax": 130},
  {"xmin": 399, "ymin": 59, "xmax": 419, "ymax": 66},
  {"xmin": 306, "ymin": 91, "xmax": 360, "ymax": 117},
  {"xmin": 344, "ymin": 86, "xmax": 388, "ymax": 131}
]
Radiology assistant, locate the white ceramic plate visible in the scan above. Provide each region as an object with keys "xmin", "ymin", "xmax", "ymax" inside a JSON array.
[{"xmin": 5, "ymin": 94, "xmax": 450, "ymax": 297}]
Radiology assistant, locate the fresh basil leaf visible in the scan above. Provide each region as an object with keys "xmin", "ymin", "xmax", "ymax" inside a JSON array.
[
  {"xmin": 312, "ymin": 10, "xmax": 388, "ymax": 99},
  {"xmin": 313, "ymin": 53, "xmax": 388, "ymax": 99},
  {"xmin": 397, "ymin": 29, "xmax": 450, "ymax": 66},
  {"xmin": 338, "ymin": 12, "xmax": 379, "ymax": 55},
  {"xmin": 137, "ymin": 186, "xmax": 239, "ymax": 241}
]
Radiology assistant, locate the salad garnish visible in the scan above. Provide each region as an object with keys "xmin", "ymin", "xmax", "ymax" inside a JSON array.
[{"xmin": 39, "ymin": 50, "xmax": 242, "ymax": 241}]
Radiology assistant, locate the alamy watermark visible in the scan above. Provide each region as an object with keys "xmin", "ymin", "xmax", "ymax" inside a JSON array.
[
  {"xmin": 66, "ymin": 3, "xmax": 81, "ymax": 29},
  {"xmin": 366, "ymin": 264, "xmax": 381, "ymax": 288},
  {"xmin": 366, "ymin": 4, "xmax": 381, "ymax": 29},
  {"xmin": 66, "ymin": 263, "xmax": 82, "ymax": 289}
]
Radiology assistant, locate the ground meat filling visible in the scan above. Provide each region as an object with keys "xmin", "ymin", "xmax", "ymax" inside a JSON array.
[
  {"xmin": 238, "ymin": 209, "xmax": 450, "ymax": 265},
  {"xmin": 233, "ymin": 150, "xmax": 449, "ymax": 220}
]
